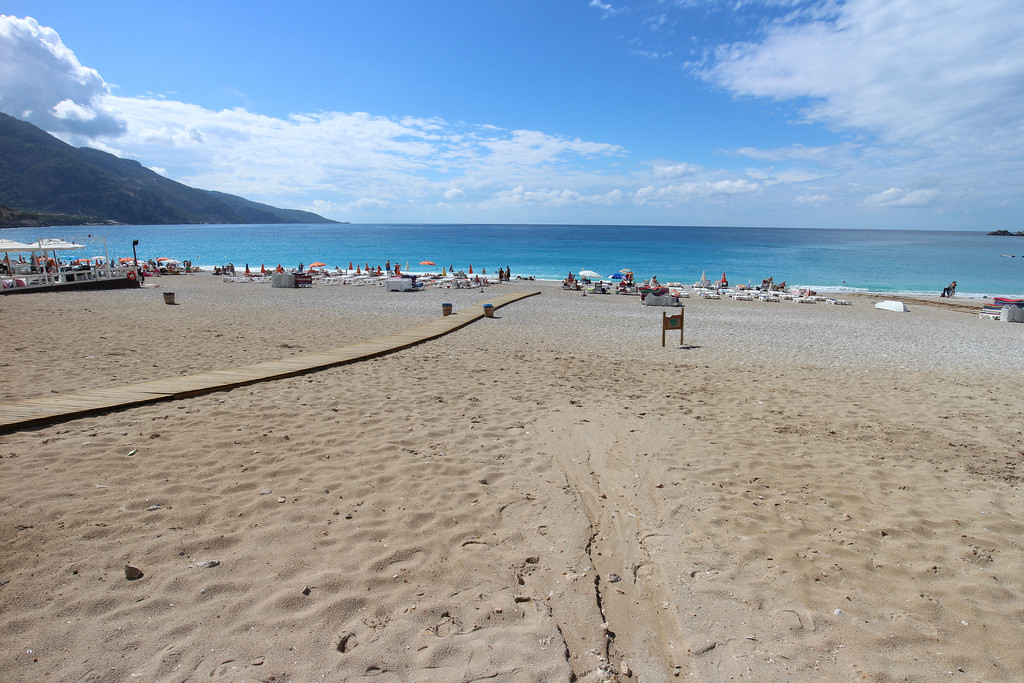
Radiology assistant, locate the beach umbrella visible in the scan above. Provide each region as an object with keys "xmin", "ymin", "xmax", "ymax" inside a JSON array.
[
  {"xmin": 419, "ymin": 260, "xmax": 436, "ymax": 266},
  {"xmin": 0, "ymin": 239, "xmax": 36, "ymax": 251},
  {"xmin": 619, "ymin": 268, "xmax": 633, "ymax": 275},
  {"xmin": 309, "ymin": 261, "xmax": 326, "ymax": 268},
  {"xmin": 33, "ymin": 238, "xmax": 85, "ymax": 251},
  {"xmin": 349, "ymin": 261, "xmax": 353, "ymax": 270},
  {"xmin": 469, "ymin": 265, "xmax": 473, "ymax": 274},
  {"xmin": 0, "ymin": 239, "xmax": 37, "ymax": 273},
  {"xmin": 699, "ymin": 270, "xmax": 710, "ymax": 287},
  {"xmin": 609, "ymin": 273, "xmax": 624, "ymax": 279},
  {"xmin": 260, "ymin": 264, "xmax": 266, "ymax": 274},
  {"xmin": 578, "ymin": 269, "xmax": 602, "ymax": 279}
]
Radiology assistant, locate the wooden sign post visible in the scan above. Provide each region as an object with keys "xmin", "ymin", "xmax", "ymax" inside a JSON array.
[{"xmin": 662, "ymin": 309, "xmax": 684, "ymax": 347}]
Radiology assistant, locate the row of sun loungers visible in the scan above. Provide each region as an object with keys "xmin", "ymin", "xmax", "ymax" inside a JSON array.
[{"xmin": 221, "ymin": 270, "xmax": 494, "ymax": 290}]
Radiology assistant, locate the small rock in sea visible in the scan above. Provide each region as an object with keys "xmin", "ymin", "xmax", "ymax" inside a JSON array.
[
  {"xmin": 124, "ymin": 564, "xmax": 143, "ymax": 580},
  {"xmin": 607, "ymin": 573, "xmax": 622, "ymax": 583},
  {"xmin": 189, "ymin": 559, "xmax": 220, "ymax": 569},
  {"xmin": 146, "ymin": 504, "xmax": 161, "ymax": 511}
]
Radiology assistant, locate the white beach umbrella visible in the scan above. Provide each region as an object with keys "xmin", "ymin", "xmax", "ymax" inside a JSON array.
[
  {"xmin": 0, "ymin": 239, "xmax": 36, "ymax": 251},
  {"xmin": 32, "ymin": 238, "xmax": 85, "ymax": 251},
  {"xmin": 578, "ymin": 269, "xmax": 602, "ymax": 279},
  {"xmin": 0, "ymin": 239, "xmax": 37, "ymax": 274}
]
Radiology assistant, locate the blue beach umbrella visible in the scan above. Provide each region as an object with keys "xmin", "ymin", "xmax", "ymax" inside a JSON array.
[{"xmin": 609, "ymin": 273, "xmax": 624, "ymax": 279}]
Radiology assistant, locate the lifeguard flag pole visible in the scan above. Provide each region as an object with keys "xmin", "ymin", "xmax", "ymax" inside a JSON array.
[{"xmin": 662, "ymin": 310, "xmax": 684, "ymax": 347}]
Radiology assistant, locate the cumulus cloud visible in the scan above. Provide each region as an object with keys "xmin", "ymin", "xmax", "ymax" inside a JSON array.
[
  {"xmin": 444, "ymin": 188, "xmax": 465, "ymax": 200},
  {"xmin": 0, "ymin": 15, "xmax": 125, "ymax": 137}
]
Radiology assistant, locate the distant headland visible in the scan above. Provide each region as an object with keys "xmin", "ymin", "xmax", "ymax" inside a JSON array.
[{"xmin": 987, "ymin": 229, "xmax": 1024, "ymax": 236}]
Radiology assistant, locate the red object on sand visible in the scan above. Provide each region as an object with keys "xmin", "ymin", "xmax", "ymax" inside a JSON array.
[
  {"xmin": 721, "ymin": 273, "xmax": 727, "ymax": 283},
  {"xmin": 349, "ymin": 261, "xmax": 353, "ymax": 271},
  {"xmin": 260, "ymin": 264, "xmax": 266, "ymax": 274},
  {"xmin": 469, "ymin": 265, "xmax": 473, "ymax": 274}
]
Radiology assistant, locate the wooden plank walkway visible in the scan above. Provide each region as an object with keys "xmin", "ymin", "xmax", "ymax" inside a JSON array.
[{"xmin": 0, "ymin": 290, "xmax": 540, "ymax": 433}]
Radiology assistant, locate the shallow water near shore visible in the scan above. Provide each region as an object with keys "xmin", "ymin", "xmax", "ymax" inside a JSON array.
[{"xmin": 4, "ymin": 223, "xmax": 1023, "ymax": 297}]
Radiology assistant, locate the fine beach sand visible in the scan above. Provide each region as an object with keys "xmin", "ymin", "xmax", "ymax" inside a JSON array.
[{"xmin": 2, "ymin": 276, "xmax": 1023, "ymax": 681}]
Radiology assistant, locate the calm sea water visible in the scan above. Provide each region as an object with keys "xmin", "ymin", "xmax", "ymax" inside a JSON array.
[{"xmin": 4, "ymin": 224, "xmax": 1023, "ymax": 297}]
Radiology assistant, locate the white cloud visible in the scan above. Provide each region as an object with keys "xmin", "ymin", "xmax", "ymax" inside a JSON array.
[
  {"xmin": 708, "ymin": 0, "xmax": 1024, "ymax": 149},
  {"xmin": 733, "ymin": 143, "xmax": 857, "ymax": 163},
  {"xmin": 0, "ymin": 15, "xmax": 125, "ymax": 137},
  {"xmin": 480, "ymin": 186, "xmax": 625, "ymax": 209},
  {"xmin": 701, "ymin": 0, "xmax": 1024, "ymax": 218},
  {"xmin": 793, "ymin": 193, "xmax": 832, "ymax": 206},
  {"xmin": 864, "ymin": 187, "xmax": 940, "ymax": 208},
  {"xmin": 635, "ymin": 179, "xmax": 761, "ymax": 205},
  {"xmin": 589, "ymin": 0, "xmax": 619, "ymax": 18},
  {"xmin": 653, "ymin": 162, "xmax": 699, "ymax": 178},
  {"xmin": 444, "ymin": 188, "xmax": 465, "ymax": 200}
]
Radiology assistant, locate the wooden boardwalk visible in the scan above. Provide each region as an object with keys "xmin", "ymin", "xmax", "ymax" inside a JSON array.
[{"xmin": 0, "ymin": 290, "xmax": 540, "ymax": 433}]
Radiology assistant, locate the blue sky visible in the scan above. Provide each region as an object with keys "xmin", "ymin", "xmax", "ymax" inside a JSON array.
[{"xmin": 2, "ymin": 1, "xmax": 1023, "ymax": 228}]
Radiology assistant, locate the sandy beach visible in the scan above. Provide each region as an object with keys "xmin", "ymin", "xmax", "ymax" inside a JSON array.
[{"xmin": 2, "ymin": 275, "xmax": 1023, "ymax": 681}]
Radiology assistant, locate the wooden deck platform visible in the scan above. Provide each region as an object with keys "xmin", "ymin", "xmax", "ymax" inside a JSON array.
[{"xmin": 0, "ymin": 291, "xmax": 540, "ymax": 433}]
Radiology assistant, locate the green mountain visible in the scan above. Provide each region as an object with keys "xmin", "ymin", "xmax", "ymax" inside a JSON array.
[{"xmin": 0, "ymin": 112, "xmax": 336, "ymax": 226}]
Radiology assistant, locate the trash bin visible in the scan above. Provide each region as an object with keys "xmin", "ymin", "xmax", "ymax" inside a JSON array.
[
  {"xmin": 483, "ymin": 303, "xmax": 494, "ymax": 318},
  {"xmin": 442, "ymin": 303, "xmax": 453, "ymax": 316},
  {"xmin": 163, "ymin": 292, "xmax": 176, "ymax": 305}
]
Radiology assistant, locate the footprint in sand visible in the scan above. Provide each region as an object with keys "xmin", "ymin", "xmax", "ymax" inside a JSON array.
[{"xmin": 889, "ymin": 610, "xmax": 938, "ymax": 637}]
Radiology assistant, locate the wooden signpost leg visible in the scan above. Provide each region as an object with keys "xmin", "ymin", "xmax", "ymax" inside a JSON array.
[{"xmin": 662, "ymin": 310, "xmax": 685, "ymax": 347}]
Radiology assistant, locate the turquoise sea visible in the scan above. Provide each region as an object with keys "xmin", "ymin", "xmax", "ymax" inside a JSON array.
[{"xmin": 4, "ymin": 223, "xmax": 1023, "ymax": 298}]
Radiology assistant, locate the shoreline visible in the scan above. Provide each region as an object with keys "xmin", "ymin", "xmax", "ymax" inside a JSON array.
[
  {"xmin": 198, "ymin": 266, "xmax": 1023, "ymax": 300},
  {"xmin": 1, "ymin": 276, "xmax": 1022, "ymax": 680}
]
